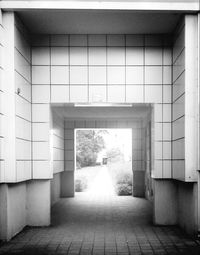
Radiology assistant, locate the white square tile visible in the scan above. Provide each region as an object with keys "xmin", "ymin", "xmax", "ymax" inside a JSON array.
[
  {"xmin": 126, "ymin": 35, "xmax": 144, "ymax": 46},
  {"xmin": 163, "ymin": 142, "xmax": 171, "ymax": 159},
  {"xmin": 70, "ymin": 47, "xmax": 87, "ymax": 65},
  {"xmin": 172, "ymin": 116, "xmax": 184, "ymax": 140},
  {"xmin": 163, "ymin": 85, "xmax": 171, "ymax": 103},
  {"xmin": 145, "ymin": 85, "xmax": 162, "ymax": 103},
  {"xmin": 32, "ymin": 104, "xmax": 50, "ymax": 122},
  {"xmin": 32, "ymin": 85, "xmax": 50, "ymax": 103},
  {"xmin": 50, "ymin": 35, "xmax": 69, "ymax": 46},
  {"xmin": 70, "ymin": 66, "xmax": 88, "ymax": 85},
  {"xmin": 51, "ymin": 86, "xmax": 69, "ymax": 103},
  {"xmin": 51, "ymin": 66, "xmax": 69, "ymax": 84},
  {"xmin": 51, "ymin": 47, "xmax": 69, "ymax": 65},
  {"xmin": 163, "ymin": 66, "xmax": 172, "ymax": 84},
  {"xmin": 153, "ymin": 160, "xmax": 163, "ymax": 178},
  {"xmin": 145, "ymin": 66, "xmax": 162, "ymax": 84},
  {"xmin": 89, "ymin": 66, "xmax": 106, "ymax": 84},
  {"xmin": 32, "ymin": 47, "xmax": 50, "ymax": 65},
  {"xmin": 32, "ymin": 123, "xmax": 49, "ymax": 141},
  {"xmin": 15, "ymin": 72, "xmax": 31, "ymax": 102},
  {"xmin": 107, "ymin": 35, "xmax": 125, "ymax": 46},
  {"xmin": 163, "ymin": 47, "xmax": 172, "ymax": 65},
  {"xmin": 155, "ymin": 141, "xmax": 162, "ymax": 159},
  {"xmin": 173, "ymin": 73, "xmax": 185, "ymax": 102},
  {"xmin": 154, "ymin": 104, "xmax": 162, "ymax": 122},
  {"xmin": 163, "ymin": 104, "xmax": 172, "ymax": 122},
  {"xmin": 126, "ymin": 47, "xmax": 144, "ymax": 65},
  {"xmin": 145, "ymin": 35, "xmax": 162, "ymax": 46},
  {"xmin": 154, "ymin": 123, "xmax": 162, "ymax": 140},
  {"xmin": 163, "ymin": 123, "xmax": 171, "ymax": 140},
  {"xmin": 88, "ymin": 35, "xmax": 106, "ymax": 46},
  {"xmin": 126, "ymin": 66, "xmax": 143, "ymax": 84},
  {"xmin": 32, "ymin": 66, "xmax": 50, "ymax": 84},
  {"xmin": 88, "ymin": 47, "xmax": 106, "ymax": 65},
  {"xmin": 70, "ymin": 35, "xmax": 87, "ymax": 46},
  {"xmin": 108, "ymin": 85, "xmax": 125, "ymax": 102},
  {"xmin": 107, "ymin": 66, "xmax": 125, "ymax": 84},
  {"xmin": 89, "ymin": 85, "xmax": 107, "ymax": 102},
  {"xmin": 145, "ymin": 47, "xmax": 162, "ymax": 65},
  {"xmin": 172, "ymin": 139, "xmax": 185, "ymax": 159},
  {"xmin": 70, "ymin": 86, "xmax": 88, "ymax": 102},
  {"xmin": 172, "ymin": 94, "xmax": 184, "ymax": 121},
  {"xmin": 126, "ymin": 85, "xmax": 144, "ymax": 103},
  {"xmin": 31, "ymin": 35, "xmax": 50, "ymax": 46},
  {"xmin": 33, "ymin": 142, "xmax": 49, "ymax": 160},
  {"xmin": 33, "ymin": 161, "xmax": 51, "ymax": 179},
  {"xmin": 107, "ymin": 47, "xmax": 125, "ymax": 65},
  {"xmin": 163, "ymin": 160, "xmax": 172, "ymax": 178}
]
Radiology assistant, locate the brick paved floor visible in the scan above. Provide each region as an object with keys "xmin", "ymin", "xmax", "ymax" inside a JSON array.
[{"xmin": 0, "ymin": 193, "xmax": 200, "ymax": 254}]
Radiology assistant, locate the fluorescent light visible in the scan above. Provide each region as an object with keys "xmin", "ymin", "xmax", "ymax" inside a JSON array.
[{"xmin": 74, "ymin": 103, "xmax": 132, "ymax": 107}]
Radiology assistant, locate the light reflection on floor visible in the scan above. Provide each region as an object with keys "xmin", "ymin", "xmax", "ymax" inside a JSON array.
[{"xmin": 87, "ymin": 165, "xmax": 115, "ymax": 198}]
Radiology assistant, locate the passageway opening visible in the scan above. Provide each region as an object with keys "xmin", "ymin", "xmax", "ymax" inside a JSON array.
[{"xmin": 75, "ymin": 128, "xmax": 132, "ymax": 197}]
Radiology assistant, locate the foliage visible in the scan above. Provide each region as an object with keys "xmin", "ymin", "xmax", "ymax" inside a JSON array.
[
  {"xmin": 76, "ymin": 130, "xmax": 106, "ymax": 168},
  {"xmin": 75, "ymin": 177, "xmax": 88, "ymax": 192},
  {"xmin": 106, "ymin": 147, "xmax": 123, "ymax": 162},
  {"xmin": 115, "ymin": 172, "xmax": 132, "ymax": 195},
  {"xmin": 107, "ymin": 161, "xmax": 132, "ymax": 196}
]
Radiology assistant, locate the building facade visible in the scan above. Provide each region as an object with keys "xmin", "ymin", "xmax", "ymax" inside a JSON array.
[{"xmin": 0, "ymin": 0, "xmax": 200, "ymax": 240}]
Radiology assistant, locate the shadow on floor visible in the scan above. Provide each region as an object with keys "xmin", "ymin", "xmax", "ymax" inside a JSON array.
[{"xmin": 0, "ymin": 193, "xmax": 200, "ymax": 254}]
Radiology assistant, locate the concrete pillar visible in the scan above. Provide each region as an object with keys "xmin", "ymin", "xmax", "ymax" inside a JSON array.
[
  {"xmin": 61, "ymin": 171, "xmax": 74, "ymax": 197},
  {"xmin": 154, "ymin": 180, "xmax": 178, "ymax": 225},
  {"xmin": 27, "ymin": 180, "xmax": 50, "ymax": 226},
  {"xmin": 133, "ymin": 171, "xmax": 145, "ymax": 197},
  {"xmin": 0, "ymin": 183, "xmax": 26, "ymax": 241}
]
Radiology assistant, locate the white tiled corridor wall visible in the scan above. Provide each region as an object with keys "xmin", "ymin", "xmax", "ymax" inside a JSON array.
[
  {"xmin": 51, "ymin": 111, "xmax": 64, "ymax": 174},
  {"xmin": 32, "ymin": 34, "xmax": 172, "ymax": 179},
  {"xmin": 172, "ymin": 20, "xmax": 185, "ymax": 180},
  {"xmin": 0, "ymin": 10, "xmax": 4, "ymax": 181},
  {"xmin": 15, "ymin": 17, "xmax": 32, "ymax": 181},
  {"xmin": 31, "ymin": 34, "xmax": 172, "ymax": 104}
]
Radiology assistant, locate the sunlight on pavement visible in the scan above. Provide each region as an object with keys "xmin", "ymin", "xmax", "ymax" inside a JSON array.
[{"xmin": 87, "ymin": 165, "xmax": 115, "ymax": 198}]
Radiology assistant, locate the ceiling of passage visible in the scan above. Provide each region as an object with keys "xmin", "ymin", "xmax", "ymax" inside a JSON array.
[
  {"xmin": 16, "ymin": 10, "xmax": 181, "ymax": 34},
  {"xmin": 52, "ymin": 104, "xmax": 151, "ymax": 120}
]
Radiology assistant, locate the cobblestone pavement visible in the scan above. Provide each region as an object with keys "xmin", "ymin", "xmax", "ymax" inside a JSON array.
[{"xmin": 0, "ymin": 193, "xmax": 200, "ymax": 254}]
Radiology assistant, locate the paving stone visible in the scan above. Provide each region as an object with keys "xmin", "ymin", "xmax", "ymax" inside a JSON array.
[{"xmin": 0, "ymin": 193, "xmax": 200, "ymax": 255}]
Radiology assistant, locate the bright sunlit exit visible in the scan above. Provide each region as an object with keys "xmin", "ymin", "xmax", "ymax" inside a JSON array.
[{"xmin": 75, "ymin": 129, "xmax": 132, "ymax": 198}]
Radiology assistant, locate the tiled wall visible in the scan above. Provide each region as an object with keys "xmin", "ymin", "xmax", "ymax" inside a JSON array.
[
  {"xmin": 0, "ymin": 10, "xmax": 4, "ymax": 181},
  {"xmin": 51, "ymin": 111, "xmax": 64, "ymax": 174},
  {"xmin": 14, "ymin": 16, "xmax": 32, "ymax": 181},
  {"xmin": 31, "ymin": 34, "xmax": 172, "ymax": 179},
  {"xmin": 64, "ymin": 119, "xmax": 145, "ymax": 173},
  {"xmin": 31, "ymin": 34, "xmax": 172, "ymax": 104},
  {"xmin": 172, "ymin": 19, "xmax": 185, "ymax": 180}
]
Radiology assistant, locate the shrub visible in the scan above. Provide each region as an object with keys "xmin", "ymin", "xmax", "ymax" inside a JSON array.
[
  {"xmin": 75, "ymin": 177, "xmax": 88, "ymax": 192},
  {"xmin": 115, "ymin": 172, "xmax": 132, "ymax": 196}
]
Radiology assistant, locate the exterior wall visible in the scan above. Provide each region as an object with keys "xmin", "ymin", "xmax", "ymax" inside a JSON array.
[{"xmin": 15, "ymin": 16, "xmax": 32, "ymax": 182}]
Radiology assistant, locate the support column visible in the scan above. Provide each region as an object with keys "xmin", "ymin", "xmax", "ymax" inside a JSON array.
[
  {"xmin": 154, "ymin": 180, "xmax": 178, "ymax": 225},
  {"xmin": 61, "ymin": 171, "xmax": 75, "ymax": 197},
  {"xmin": 27, "ymin": 180, "xmax": 50, "ymax": 226}
]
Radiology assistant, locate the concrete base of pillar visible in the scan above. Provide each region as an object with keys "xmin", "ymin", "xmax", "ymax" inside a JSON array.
[
  {"xmin": 154, "ymin": 179, "xmax": 177, "ymax": 225},
  {"xmin": 61, "ymin": 171, "xmax": 74, "ymax": 197},
  {"xmin": 0, "ymin": 180, "xmax": 51, "ymax": 241},
  {"xmin": 133, "ymin": 171, "xmax": 145, "ymax": 197},
  {"xmin": 27, "ymin": 180, "xmax": 50, "ymax": 226}
]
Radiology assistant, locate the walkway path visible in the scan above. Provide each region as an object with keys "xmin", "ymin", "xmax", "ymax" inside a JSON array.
[{"xmin": 0, "ymin": 193, "xmax": 200, "ymax": 254}]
